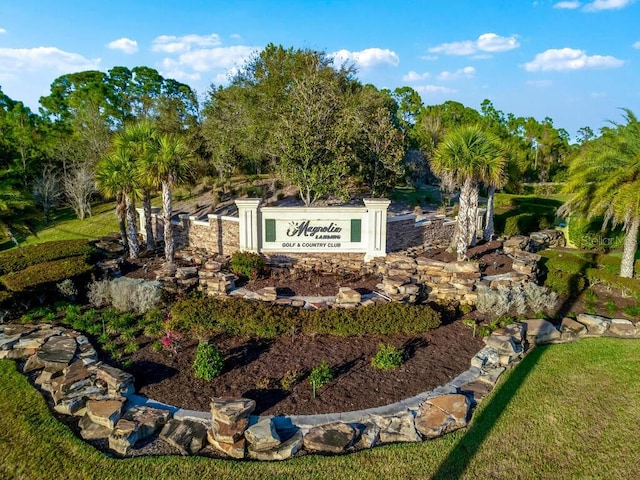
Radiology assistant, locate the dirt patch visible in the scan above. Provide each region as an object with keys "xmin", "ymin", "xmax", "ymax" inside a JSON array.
[{"xmin": 127, "ymin": 320, "xmax": 483, "ymax": 416}]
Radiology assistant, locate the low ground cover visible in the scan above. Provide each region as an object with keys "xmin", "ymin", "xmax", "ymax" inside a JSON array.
[{"xmin": 2, "ymin": 338, "xmax": 638, "ymax": 479}]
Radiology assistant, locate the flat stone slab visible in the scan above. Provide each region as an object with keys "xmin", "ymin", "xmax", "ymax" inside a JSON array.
[
  {"xmin": 210, "ymin": 397, "xmax": 256, "ymax": 425},
  {"xmin": 303, "ymin": 422, "xmax": 356, "ymax": 454},
  {"xmin": 210, "ymin": 417, "xmax": 248, "ymax": 443},
  {"xmin": 86, "ymin": 398, "xmax": 126, "ymax": 429},
  {"xmin": 560, "ymin": 317, "xmax": 587, "ymax": 341},
  {"xmin": 38, "ymin": 336, "xmax": 77, "ymax": 369},
  {"xmin": 248, "ymin": 430, "xmax": 303, "ymax": 461},
  {"xmin": 376, "ymin": 413, "xmax": 421, "ymax": 444},
  {"xmin": 79, "ymin": 414, "xmax": 113, "ymax": 440},
  {"xmin": 95, "ymin": 363, "xmax": 134, "ymax": 396},
  {"xmin": 608, "ymin": 318, "xmax": 637, "ymax": 337},
  {"xmin": 415, "ymin": 394, "xmax": 469, "ymax": 439},
  {"xmin": 521, "ymin": 319, "xmax": 561, "ymax": 344}
]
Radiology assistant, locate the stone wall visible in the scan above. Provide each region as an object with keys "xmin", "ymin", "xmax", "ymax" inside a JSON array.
[
  {"xmin": 3, "ymin": 314, "xmax": 637, "ymax": 460},
  {"xmin": 173, "ymin": 215, "xmax": 240, "ymax": 257},
  {"xmin": 386, "ymin": 215, "xmax": 456, "ymax": 252}
]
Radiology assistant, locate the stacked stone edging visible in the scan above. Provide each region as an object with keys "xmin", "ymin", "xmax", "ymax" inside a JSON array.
[{"xmin": 1, "ymin": 311, "xmax": 637, "ymax": 460}]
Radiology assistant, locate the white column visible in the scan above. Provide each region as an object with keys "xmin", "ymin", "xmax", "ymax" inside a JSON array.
[
  {"xmin": 235, "ymin": 198, "xmax": 262, "ymax": 253},
  {"xmin": 363, "ymin": 198, "xmax": 391, "ymax": 261}
]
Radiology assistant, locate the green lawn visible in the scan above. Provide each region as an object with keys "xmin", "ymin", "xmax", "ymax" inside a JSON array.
[{"xmin": 1, "ymin": 338, "xmax": 638, "ymax": 479}]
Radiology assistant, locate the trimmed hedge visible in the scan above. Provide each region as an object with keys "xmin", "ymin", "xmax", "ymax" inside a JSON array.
[
  {"xmin": 0, "ymin": 240, "xmax": 97, "ymax": 275},
  {"xmin": 169, "ymin": 296, "xmax": 441, "ymax": 338},
  {"xmin": 0, "ymin": 256, "xmax": 95, "ymax": 293}
]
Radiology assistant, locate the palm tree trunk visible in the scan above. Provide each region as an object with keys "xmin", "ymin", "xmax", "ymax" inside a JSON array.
[
  {"xmin": 125, "ymin": 193, "xmax": 140, "ymax": 259},
  {"xmin": 162, "ymin": 181, "xmax": 174, "ymax": 264},
  {"xmin": 115, "ymin": 193, "xmax": 129, "ymax": 254},
  {"xmin": 468, "ymin": 184, "xmax": 479, "ymax": 247},
  {"xmin": 455, "ymin": 177, "xmax": 473, "ymax": 261},
  {"xmin": 620, "ymin": 214, "xmax": 639, "ymax": 278},
  {"xmin": 483, "ymin": 185, "xmax": 496, "ymax": 242},
  {"xmin": 142, "ymin": 190, "xmax": 156, "ymax": 251}
]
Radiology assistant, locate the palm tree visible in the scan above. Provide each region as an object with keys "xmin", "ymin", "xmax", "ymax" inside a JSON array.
[
  {"xmin": 120, "ymin": 121, "xmax": 159, "ymax": 251},
  {"xmin": 561, "ymin": 109, "xmax": 640, "ymax": 278},
  {"xmin": 96, "ymin": 145, "xmax": 141, "ymax": 259},
  {"xmin": 140, "ymin": 134, "xmax": 192, "ymax": 264},
  {"xmin": 432, "ymin": 125, "xmax": 505, "ymax": 260}
]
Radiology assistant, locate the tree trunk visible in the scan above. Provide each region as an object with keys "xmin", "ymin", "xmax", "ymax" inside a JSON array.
[
  {"xmin": 620, "ymin": 214, "xmax": 639, "ymax": 278},
  {"xmin": 124, "ymin": 193, "xmax": 140, "ymax": 259},
  {"xmin": 115, "ymin": 193, "xmax": 129, "ymax": 253},
  {"xmin": 468, "ymin": 184, "xmax": 479, "ymax": 247},
  {"xmin": 483, "ymin": 185, "xmax": 496, "ymax": 242},
  {"xmin": 142, "ymin": 190, "xmax": 156, "ymax": 251},
  {"xmin": 162, "ymin": 181, "xmax": 175, "ymax": 264},
  {"xmin": 455, "ymin": 177, "xmax": 473, "ymax": 261}
]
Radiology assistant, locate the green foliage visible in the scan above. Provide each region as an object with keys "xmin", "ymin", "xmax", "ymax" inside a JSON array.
[
  {"xmin": 280, "ymin": 370, "xmax": 301, "ymax": 391},
  {"xmin": 229, "ymin": 251, "xmax": 265, "ymax": 280},
  {"xmin": 371, "ymin": 344, "xmax": 405, "ymax": 370},
  {"xmin": 309, "ymin": 361, "xmax": 333, "ymax": 398},
  {"xmin": 192, "ymin": 342, "xmax": 224, "ymax": 381},
  {"xmin": 0, "ymin": 239, "xmax": 96, "ymax": 275},
  {"xmin": 0, "ymin": 255, "xmax": 95, "ymax": 293},
  {"xmin": 567, "ymin": 216, "xmax": 625, "ymax": 250},
  {"xmin": 123, "ymin": 341, "xmax": 139, "ymax": 354},
  {"xmin": 504, "ymin": 213, "xmax": 537, "ymax": 237},
  {"xmin": 494, "ymin": 194, "xmax": 561, "ymax": 236},
  {"xmin": 169, "ymin": 296, "xmax": 441, "ymax": 338}
]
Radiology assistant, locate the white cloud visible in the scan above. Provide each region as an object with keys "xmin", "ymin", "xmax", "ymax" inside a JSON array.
[
  {"xmin": 438, "ymin": 66, "xmax": 476, "ymax": 81},
  {"xmin": 402, "ymin": 71, "xmax": 430, "ymax": 82},
  {"xmin": 527, "ymin": 79, "xmax": 553, "ymax": 87},
  {"xmin": 554, "ymin": 1, "xmax": 582, "ymax": 8},
  {"xmin": 230, "ymin": 33, "xmax": 242, "ymax": 40},
  {"xmin": 524, "ymin": 47, "xmax": 624, "ymax": 71},
  {"xmin": 152, "ymin": 33, "xmax": 222, "ymax": 53},
  {"xmin": 429, "ymin": 33, "xmax": 519, "ymax": 56},
  {"xmin": 0, "ymin": 28, "xmax": 6, "ymax": 34},
  {"xmin": 330, "ymin": 48, "xmax": 399, "ymax": 68},
  {"xmin": 0, "ymin": 46, "xmax": 100, "ymax": 73},
  {"xmin": 107, "ymin": 37, "xmax": 138, "ymax": 54},
  {"xmin": 633, "ymin": 41, "xmax": 640, "ymax": 49},
  {"xmin": 160, "ymin": 58, "xmax": 201, "ymax": 82},
  {"xmin": 584, "ymin": 0, "xmax": 635, "ymax": 11},
  {"xmin": 414, "ymin": 85, "xmax": 457, "ymax": 95},
  {"xmin": 420, "ymin": 54, "xmax": 438, "ymax": 61},
  {"xmin": 175, "ymin": 45, "xmax": 258, "ymax": 71}
]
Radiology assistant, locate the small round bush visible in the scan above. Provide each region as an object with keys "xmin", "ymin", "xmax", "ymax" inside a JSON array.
[
  {"xmin": 309, "ymin": 361, "xmax": 333, "ymax": 398},
  {"xmin": 229, "ymin": 251, "xmax": 265, "ymax": 279},
  {"xmin": 192, "ymin": 342, "xmax": 224, "ymax": 381},
  {"xmin": 371, "ymin": 343, "xmax": 405, "ymax": 370}
]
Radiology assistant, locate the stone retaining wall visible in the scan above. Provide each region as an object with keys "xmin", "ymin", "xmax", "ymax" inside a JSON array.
[
  {"xmin": 386, "ymin": 215, "xmax": 456, "ymax": 252},
  {"xmin": 1, "ymin": 313, "xmax": 637, "ymax": 460},
  {"xmin": 173, "ymin": 214, "xmax": 240, "ymax": 257}
]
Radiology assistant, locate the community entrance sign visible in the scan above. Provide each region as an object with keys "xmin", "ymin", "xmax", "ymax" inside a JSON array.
[{"xmin": 236, "ymin": 198, "xmax": 391, "ymax": 260}]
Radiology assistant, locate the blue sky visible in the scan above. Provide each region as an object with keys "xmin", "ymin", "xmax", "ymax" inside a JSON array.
[{"xmin": 1, "ymin": 0, "xmax": 639, "ymax": 138}]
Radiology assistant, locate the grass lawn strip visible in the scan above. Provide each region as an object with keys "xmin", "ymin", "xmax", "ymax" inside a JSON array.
[{"xmin": 1, "ymin": 338, "xmax": 638, "ymax": 479}]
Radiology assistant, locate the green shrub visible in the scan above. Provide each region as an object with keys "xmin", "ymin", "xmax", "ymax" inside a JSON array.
[
  {"xmin": 371, "ymin": 344, "xmax": 405, "ymax": 370},
  {"xmin": 0, "ymin": 256, "xmax": 95, "ymax": 293},
  {"xmin": 123, "ymin": 341, "xmax": 139, "ymax": 354},
  {"xmin": 0, "ymin": 239, "xmax": 97, "ymax": 275},
  {"xmin": 567, "ymin": 216, "xmax": 625, "ymax": 250},
  {"xmin": 229, "ymin": 252, "xmax": 265, "ymax": 279},
  {"xmin": 504, "ymin": 213, "xmax": 537, "ymax": 237},
  {"xmin": 192, "ymin": 342, "xmax": 224, "ymax": 381},
  {"xmin": 169, "ymin": 296, "xmax": 441, "ymax": 338},
  {"xmin": 309, "ymin": 361, "xmax": 333, "ymax": 398}
]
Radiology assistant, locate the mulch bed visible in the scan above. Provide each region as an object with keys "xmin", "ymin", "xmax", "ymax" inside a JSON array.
[{"xmin": 128, "ymin": 320, "xmax": 484, "ymax": 416}]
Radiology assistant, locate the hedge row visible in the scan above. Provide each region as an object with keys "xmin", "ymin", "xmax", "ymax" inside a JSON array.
[
  {"xmin": 0, "ymin": 256, "xmax": 95, "ymax": 292},
  {"xmin": 169, "ymin": 296, "xmax": 441, "ymax": 338},
  {"xmin": 0, "ymin": 239, "xmax": 97, "ymax": 275}
]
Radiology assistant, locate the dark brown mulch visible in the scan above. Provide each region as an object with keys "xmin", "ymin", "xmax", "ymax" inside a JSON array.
[{"xmin": 127, "ymin": 320, "xmax": 484, "ymax": 416}]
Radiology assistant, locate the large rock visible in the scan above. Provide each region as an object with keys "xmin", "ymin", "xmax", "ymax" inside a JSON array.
[
  {"xmin": 14, "ymin": 328, "xmax": 62, "ymax": 350},
  {"xmin": 207, "ymin": 433, "xmax": 246, "ymax": 459},
  {"xmin": 303, "ymin": 422, "xmax": 356, "ymax": 454},
  {"xmin": 37, "ymin": 336, "xmax": 77, "ymax": 371},
  {"xmin": 85, "ymin": 398, "xmax": 126, "ymax": 429},
  {"xmin": 483, "ymin": 334, "xmax": 522, "ymax": 356},
  {"xmin": 560, "ymin": 317, "xmax": 587, "ymax": 341},
  {"xmin": 108, "ymin": 406, "xmax": 171, "ymax": 455},
  {"xmin": 521, "ymin": 319, "xmax": 561, "ymax": 344},
  {"xmin": 248, "ymin": 430, "xmax": 303, "ymax": 461},
  {"xmin": 355, "ymin": 421, "xmax": 381, "ymax": 449},
  {"xmin": 414, "ymin": 394, "xmax": 470, "ymax": 439},
  {"xmin": 53, "ymin": 385, "xmax": 106, "ymax": 415},
  {"xmin": 23, "ymin": 354, "xmax": 45, "ymax": 373},
  {"xmin": 210, "ymin": 417, "xmax": 248, "ymax": 443},
  {"xmin": 576, "ymin": 314, "xmax": 610, "ymax": 336},
  {"xmin": 244, "ymin": 417, "xmax": 280, "ymax": 452},
  {"xmin": 0, "ymin": 333, "xmax": 21, "ymax": 350},
  {"xmin": 79, "ymin": 414, "xmax": 113, "ymax": 440},
  {"xmin": 160, "ymin": 419, "xmax": 208, "ymax": 455},
  {"xmin": 95, "ymin": 363, "xmax": 135, "ymax": 396},
  {"xmin": 376, "ymin": 413, "xmax": 421, "ymax": 444},
  {"xmin": 210, "ymin": 397, "xmax": 256, "ymax": 425},
  {"xmin": 470, "ymin": 346, "xmax": 501, "ymax": 370},
  {"xmin": 336, "ymin": 287, "xmax": 362, "ymax": 305},
  {"xmin": 608, "ymin": 318, "xmax": 637, "ymax": 337},
  {"xmin": 59, "ymin": 360, "xmax": 95, "ymax": 394}
]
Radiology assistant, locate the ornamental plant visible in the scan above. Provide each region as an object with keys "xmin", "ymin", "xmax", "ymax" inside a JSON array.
[
  {"xmin": 309, "ymin": 361, "xmax": 333, "ymax": 398},
  {"xmin": 229, "ymin": 251, "xmax": 265, "ymax": 280},
  {"xmin": 192, "ymin": 342, "xmax": 224, "ymax": 381},
  {"xmin": 161, "ymin": 330, "xmax": 184, "ymax": 354},
  {"xmin": 371, "ymin": 343, "xmax": 405, "ymax": 370}
]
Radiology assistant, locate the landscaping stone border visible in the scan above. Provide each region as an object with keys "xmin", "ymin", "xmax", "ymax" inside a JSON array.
[{"xmin": 1, "ymin": 313, "xmax": 637, "ymax": 460}]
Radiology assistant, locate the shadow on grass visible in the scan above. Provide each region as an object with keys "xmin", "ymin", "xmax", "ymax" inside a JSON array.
[{"xmin": 432, "ymin": 345, "xmax": 547, "ymax": 479}]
